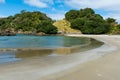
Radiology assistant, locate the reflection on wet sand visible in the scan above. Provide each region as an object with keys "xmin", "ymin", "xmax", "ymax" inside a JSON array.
[
  {"xmin": 15, "ymin": 39, "xmax": 103, "ymax": 59},
  {"xmin": 16, "ymin": 49, "xmax": 53, "ymax": 58},
  {"xmin": 0, "ymin": 38, "xmax": 104, "ymax": 64}
]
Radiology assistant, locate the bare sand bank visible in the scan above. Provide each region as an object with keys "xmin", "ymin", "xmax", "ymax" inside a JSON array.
[{"xmin": 0, "ymin": 35, "xmax": 119, "ymax": 80}]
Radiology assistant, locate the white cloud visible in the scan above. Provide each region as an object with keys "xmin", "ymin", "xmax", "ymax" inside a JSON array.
[
  {"xmin": 24, "ymin": 0, "xmax": 48, "ymax": 8},
  {"xmin": 103, "ymin": 13, "xmax": 120, "ymax": 23},
  {"xmin": 0, "ymin": 15, "xmax": 7, "ymax": 18},
  {"xmin": 40, "ymin": 0, "xmax": 53, "ymax": 5},
  {"xmin": 47, "ymin": 7, "xmax": 67, "ymax": 20},
  {"xmin": 65, "ymin": 0, "xmax": 120, "ymax": 10},
  {"xmin": 0, "ymin": 0, "xmax": 5, "ymax": 3},
  {"xmin": 47, "ymin": 13, "xmax": 65, "ymax": 20},
  {"xmin": 64, "ymin": 0, "xmax": 120, "ymax": 22}
]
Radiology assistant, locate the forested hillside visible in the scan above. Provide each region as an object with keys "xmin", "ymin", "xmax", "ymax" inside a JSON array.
[
  {"xmin": 0, "ymin": 10, "xmax": 57, "ymax": 35},
  {"xmin": 0, "ymin": 8, "xmax": 120, "ymax": 35},
  {"xmin": 65, "ymin": 8, "xmax": 120, "ymax": 34}
]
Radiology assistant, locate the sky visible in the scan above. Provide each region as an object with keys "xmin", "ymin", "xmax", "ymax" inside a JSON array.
[{"xmin": 0, "ymin": 0, "xmax": 120, "ymax": 22}]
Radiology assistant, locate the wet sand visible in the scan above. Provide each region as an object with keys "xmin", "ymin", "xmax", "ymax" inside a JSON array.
[{"xmin": 0, "ymin": 35, "xmax": 120, "ymax": 80}]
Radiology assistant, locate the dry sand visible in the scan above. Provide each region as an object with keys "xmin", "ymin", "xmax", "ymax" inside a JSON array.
[{"xmin": 0, "ymin": 35, "xmax": 120, "ymax": 80}]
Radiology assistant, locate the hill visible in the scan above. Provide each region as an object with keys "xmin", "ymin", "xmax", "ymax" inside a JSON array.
[
  {"xmin": 53, "ymin": 20, "xmax": 81, "ymax": 34},
  {"xmin": 0, "ymin": 11, "xmax": 58, "ymax": 35}
]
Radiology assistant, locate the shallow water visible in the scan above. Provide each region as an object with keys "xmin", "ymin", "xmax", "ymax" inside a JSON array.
[
  {"xmin": 0, "ymin": 35, "xmax": 103, "ymax": 64},
  {"xmin": 0, "ymin": 35, "xmax": 89, "ymax": 48}
]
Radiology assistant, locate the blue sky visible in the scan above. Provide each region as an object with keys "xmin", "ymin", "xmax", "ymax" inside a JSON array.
[{"xmin": 0, "ymin": 0, "xmax": 120, "ymax": 22}]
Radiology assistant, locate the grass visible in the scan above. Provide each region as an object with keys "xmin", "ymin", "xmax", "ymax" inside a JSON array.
[{"xmin": 53, "ymin": 20, "xmax": 81, "ymax": 34}]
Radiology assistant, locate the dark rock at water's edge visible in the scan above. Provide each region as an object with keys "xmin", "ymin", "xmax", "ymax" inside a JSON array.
[
  {"xmin": 16, "ymin": 32, "xmax": 47, "ymax": 36},
  {"xmin": 0, "ymin": 33, "xmax": 16, "ymax": 36},
  {"xmin": 35, "ymin": 32, "xmax": 46, "ymax": 36},
  {"xmin": 0, "ymin": 30, "xmax": 16, "ymax": 36},
  {"xmin": 0, "ymin": 30, "xmax": 64, "ymax": 36}
]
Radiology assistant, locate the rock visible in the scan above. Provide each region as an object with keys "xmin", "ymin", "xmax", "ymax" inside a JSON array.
[
  {"xmin": 0, "ymin": 30, "xmax": 16, "ymax": 36},
  {"xmin": 35, "ymin": 32, "xmax": 46, "ymax": 36}
]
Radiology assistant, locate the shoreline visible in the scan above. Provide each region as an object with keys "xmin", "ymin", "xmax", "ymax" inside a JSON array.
[
  {"xmin": 42, "ymin": 34, "xmax": 120, "ymax": 80},
  {"xmin": 0, "ymin": 35, "xmax": 119, "ymax": 80}
]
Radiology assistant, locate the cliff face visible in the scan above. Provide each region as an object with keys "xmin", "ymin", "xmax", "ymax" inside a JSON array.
[{"xmin": 53, "ymin": 20, "xmax": 81, "ymax": 34}]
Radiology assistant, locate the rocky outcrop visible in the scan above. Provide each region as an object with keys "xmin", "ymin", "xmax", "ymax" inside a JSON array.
[
  {"xmin": 0, "ymin": 29, "xmax": 16, "ymax": 36},
  {"xmin": 35, "ymin": 32, "xmax": 46, "ymax": 36}
]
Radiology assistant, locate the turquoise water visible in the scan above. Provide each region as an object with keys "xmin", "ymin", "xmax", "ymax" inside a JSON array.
[
  {"xmin": 0, "ymin": 35, "xmax": 89, "ymax": 48},
  {"xmin": 0, "ymin": 35, "xmax": 101, "ymax": 64}
]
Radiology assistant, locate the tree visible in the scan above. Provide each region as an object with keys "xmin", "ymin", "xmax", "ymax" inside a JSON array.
[
  {"xmin": 65, "ymin": 8, "xmax": 111, "ymax": 34},
  {"xmin": 79, "ymin": 8, "xmax": 95, "ymax": 18},
  {"xmin": 71, "ymin": 18, "xmax": 87, "ymax": 30},
  {"xmin": 36, "ymin": 21, "xmax": 57, "ymax": 34},
  {"xmin": 20, "ymin": 10, "xmax": 27, "ymax": 14},
  {"xmin": 89, "ymin": 14, "xmax": 103, "ymax": 22},
  {"xmin": 0, "ymin": 10, "xmax": 58, "ymax": 34},
  {"xmin": 65, "ymin": 10, "xmax": 79, "ymax": 21},
  {"xmin": 106, "ymin": 18, "xmax": 116, "ymax": 24}
]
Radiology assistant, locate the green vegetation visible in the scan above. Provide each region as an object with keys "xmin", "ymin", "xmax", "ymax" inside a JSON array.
[
  {"xmin": 0, "ymin": 10, "xmax": 57, "ymax": 34},
  {"xmin": 36, "ymin": 21, "xmax": 57, "ymax": 34},
  {"xmin": 110, "ymin": 25, "xmax": 120, "ymax": 34},
  {"xmin": 105, "ymin": 18, "xmax": 120, "ymax": 34},
  {"xmin": 65, "ymin": 8, "xmax": 120, "ymax": 34},
  {"xmin": 0, "ymin": 8, "xmax": 120, "ymax": 35}
]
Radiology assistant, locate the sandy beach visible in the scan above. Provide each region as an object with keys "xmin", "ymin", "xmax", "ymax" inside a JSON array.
[{"xmin": 0, "ymin": 35, "xmax": 120, "ymax": 80}]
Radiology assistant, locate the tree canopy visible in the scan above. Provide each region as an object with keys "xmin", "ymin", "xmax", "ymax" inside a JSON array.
[
  {"xmin": 0, "ymin": 8, "xmax": 120, "ymax": 35},
  {"xmin": 0, "ymin": 10, "xmax": 57, "ymax": 34},
  {"xmin": 65, "ymin": 8, "xmax": 111, "ymax": 34}
]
